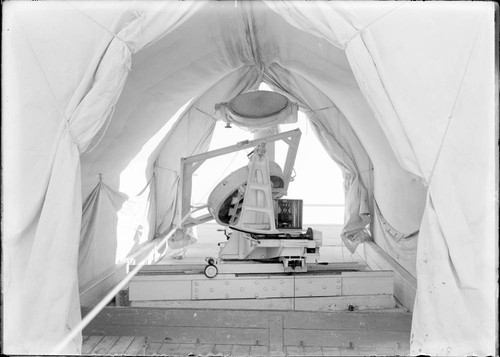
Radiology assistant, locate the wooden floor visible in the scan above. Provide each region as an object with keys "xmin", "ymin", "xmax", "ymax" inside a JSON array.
[
  {"xmin": 82, "ymin": 307, "xmax": 411, "ymax": 356},
  {"xmin": 82, "ymin": 225, "xmax": 412, "ymax": 356},
  {"xmin": 82, "ymin": 336, "xmax": 409, "ymax": 356}
]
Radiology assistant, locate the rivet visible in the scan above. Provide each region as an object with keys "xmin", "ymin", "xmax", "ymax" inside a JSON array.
[
  {"xmin": 194, "ymin": 295, "xmax": 198, "ymax": 299},
  {"xmin": 255, "ymin": 281, "xmax": 259, "ymax": 285},
  {"xmin": 322, "ymin": 285, "xmax": 326, "ymax": 290},
  {"xmin": 295, "ymin": 287, "xmax": 299, "ymax": 291},
  {"xmin": 264, "ymin": 287, "xmax": 268, "ymax": 291},
  {"xmin": 280, "ymin": 292, "xmax": 284, "ymax": 297},
  {"xmin": 210, "ymin": 288, "xmax": 214, "ymax": 292},
  {"xmin": 240, "ymin": 287, "xmax": 244, "ymax": 291},
  {"xmin": 225, "ymin": 281, "xmax": 229, "ymax": 285},
  {"xmin": 280, "ymin": 280, "xmax": 284, "ymax": 284},
  {"xmin": 309, "ymin": 292, "xmax": 313, "ymax": 296},
  {"xmin": 225, "ymin": 294, "xmax": 229, "ymax": 298},
  {"xmin": 195, "ymin": 288, "xmax": 199, "ymax": 292},
  {"xmin": 272, "ymin": 287, "xmax": 276, "ymax": 291},
  {"xmin": 255, "ymin": 293, "xmax": 259, "ymax": 298},
  {"xmin": 308, "ymin": 279, "xmax": 312, "ymax": 283},
  {"xmin": 194, "ymin": 282, "xmax": 199, "ymax": 286}
]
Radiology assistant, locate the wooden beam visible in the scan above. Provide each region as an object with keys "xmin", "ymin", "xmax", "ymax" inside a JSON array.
[
  {"xmin": 79, "ymin": 263, "xmax": 128, "ymax": 307},
  {"xmin": 82, "ymin": 307, "xmax": 412, "ymax": 353},
  {"xmin": 363, "ymin": 241, "xmax": 416, "ymax": 312}
]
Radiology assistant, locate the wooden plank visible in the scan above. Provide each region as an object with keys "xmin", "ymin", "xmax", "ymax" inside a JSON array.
[
  {"xmin": 131, "ymin": 297, "xmax": 292, "ymax": 310},
  {"xmin": 232, "ymin": 344, "xmax": 251, "ymax": 356},
  {"xmin": 107, "ymin": 336, "xmax": 135, "ymax": 355},
  {"xmin": 339, "ymin": 346, "xmax": 403, "ymax": 356},
  {"xmin": 129, "ymin": 280, "xmax": 192, "ymax": 300},
  {"xmin": 214, "ymin": 344, "xmax": 233, "ymax": 355},
  {"xmin": 136, "ymin": 261, "xmax": 362, "ymax": 274},
  {"xmin": 176, "ymin": 344, "xmax": 197, "ymax": 355},
  {"xmin": 364, "ymin": 241, "xmax": 417, "ymax": 312},
  {"xmin": 286, "ymin": 346, "xmax": 306, "ymax": 356},
  {"xmin": 157, "ymin": 343, "xmax": 180, "ymax": 355},
  {"xmin": 130, "ymin": 294, "xmax": 399, "ymax": 312},
  {"xmin": 321, "ymin": 346, "xmax": 342, "ymax": 356},
  {"xmin": 342, "ymin": 274, "xmax": 393, "ymax": 296},
  {"xmin": 294, "ymin": 294, "xmax": 398, "ymax": 312},
  {"xmin": 269, "ymin": 315, "xmax": 284, "ymax": 353},
  {"xmin": 284, "ymin": 329, "xmax": 410, "ymax": 349},
  {"xmin": 193, "ymin": 275, "xmax": 294, "ymax": 300},
  {"xmin": 84, "ymin": 325, "xmax": 269, "ymax": 346},
  {"xmin": 144, "ymin": 342, "xmax": 162, "ymax": 355},
  {"xmin": 84, "ymin": 307, "xmax": 268, "ymax": 329},
  {"xmin": 193, "ymin": 344, "xmax": 215, "ymax": 355},
  {"xmin": 283, "ymin": 311, "xmax": 412, "ymax": 332},
  {"xmin": 82, "ymin": 336, "xmax": 104, "ymax": 355},
  {"xmin": 124, "ymin": 337, "xmax": 147, "ymax": 356},
  {"xmin": 130, "ymin": 270, "xmax": 393, "ymax": 302},
  {"xmin": 303, "ymin": 346, "xmax": 324, "ymax": 356},
  {"xmin": 250, "ymin": 345, "xmax": 269, "ymax": 356},
  {"xmin": 91, "ymin": 335, "xmax": 120, "ymax": 355},
  {"xmin": 80, "ymin": 264, "xmax": 127, "ymax": 307}
]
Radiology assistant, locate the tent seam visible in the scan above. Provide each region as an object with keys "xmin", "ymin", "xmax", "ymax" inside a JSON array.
[
  {"xmin": 427, "ymin": 10, "xmax": 486, "ymax": 186},
  {"xmin": 63, "ymin": 0, "xmax": 131, "ymax": 51},
  {"xmin": 344, "ymin": 2, "xmax": 406, "ymax": 48},
  {"xmin": 193, "ymin": 107, "xmax": 219, "ymax": 122},
  {"xmin": 16, "ymin": 16, "xmax": 79, "ymax": 149}
]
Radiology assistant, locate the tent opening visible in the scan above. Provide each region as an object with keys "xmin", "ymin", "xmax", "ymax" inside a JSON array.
[{"xmin": 166, "ymin": 84, "xmax": 346, "ymax": 261}]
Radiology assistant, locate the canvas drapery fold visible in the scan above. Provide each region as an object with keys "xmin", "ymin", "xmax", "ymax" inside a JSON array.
[
  {"xmin": 266, "ymin": 2, "xmax": 497, "ymax": 355},
  {"xmin": 3, "ymin": 2, "xmax": 496, "ymax": 356},
  {"xmin": 3, "ymin": 2, "xmax": 200, "ymax": 353},
  {"xmin": 264, "ymin": 63, "xmax": 372, "ymax": 252}
]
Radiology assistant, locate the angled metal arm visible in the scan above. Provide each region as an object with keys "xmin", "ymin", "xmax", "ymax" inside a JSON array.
[{"xmin": 175, "ymin": 128, "xmax": 302, "ymax": 229}]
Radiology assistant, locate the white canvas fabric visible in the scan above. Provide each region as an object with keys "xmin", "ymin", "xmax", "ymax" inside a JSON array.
[
  {"xmin": 2, "ymin": 1, "xmax": 497, "ymax": 355},
  {"xmin": 268, "ymin": 2, "xmax": 497, "ymax": 355}
]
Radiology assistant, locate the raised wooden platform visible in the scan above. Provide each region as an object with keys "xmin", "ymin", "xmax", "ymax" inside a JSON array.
[
  {"xmin": 83, "ymin": 307, "xmax": 412, "ymax": 356},
  {"xmin": 128, "ymin": 262, "xmax": 396, "ymax": 313}
]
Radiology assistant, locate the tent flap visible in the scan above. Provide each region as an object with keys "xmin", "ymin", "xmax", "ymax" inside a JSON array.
[{"xmin": 3, "ymin": 2, "xmax": 497, "ymax": 355}]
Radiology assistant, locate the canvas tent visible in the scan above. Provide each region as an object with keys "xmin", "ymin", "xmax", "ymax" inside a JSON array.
[{"xmin": 2, "ymin": 1, "xmax": 497, "ymax": 355}]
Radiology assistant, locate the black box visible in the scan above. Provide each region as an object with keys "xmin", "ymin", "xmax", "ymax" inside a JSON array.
[{"xmin": 276, "ymin": 199, "xmax": 303, "ymax": 229}]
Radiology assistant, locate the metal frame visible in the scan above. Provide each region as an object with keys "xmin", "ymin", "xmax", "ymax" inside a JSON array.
[{"xmin": 175, "ymin": 129, "xmax": 302, "ymax": 230}]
